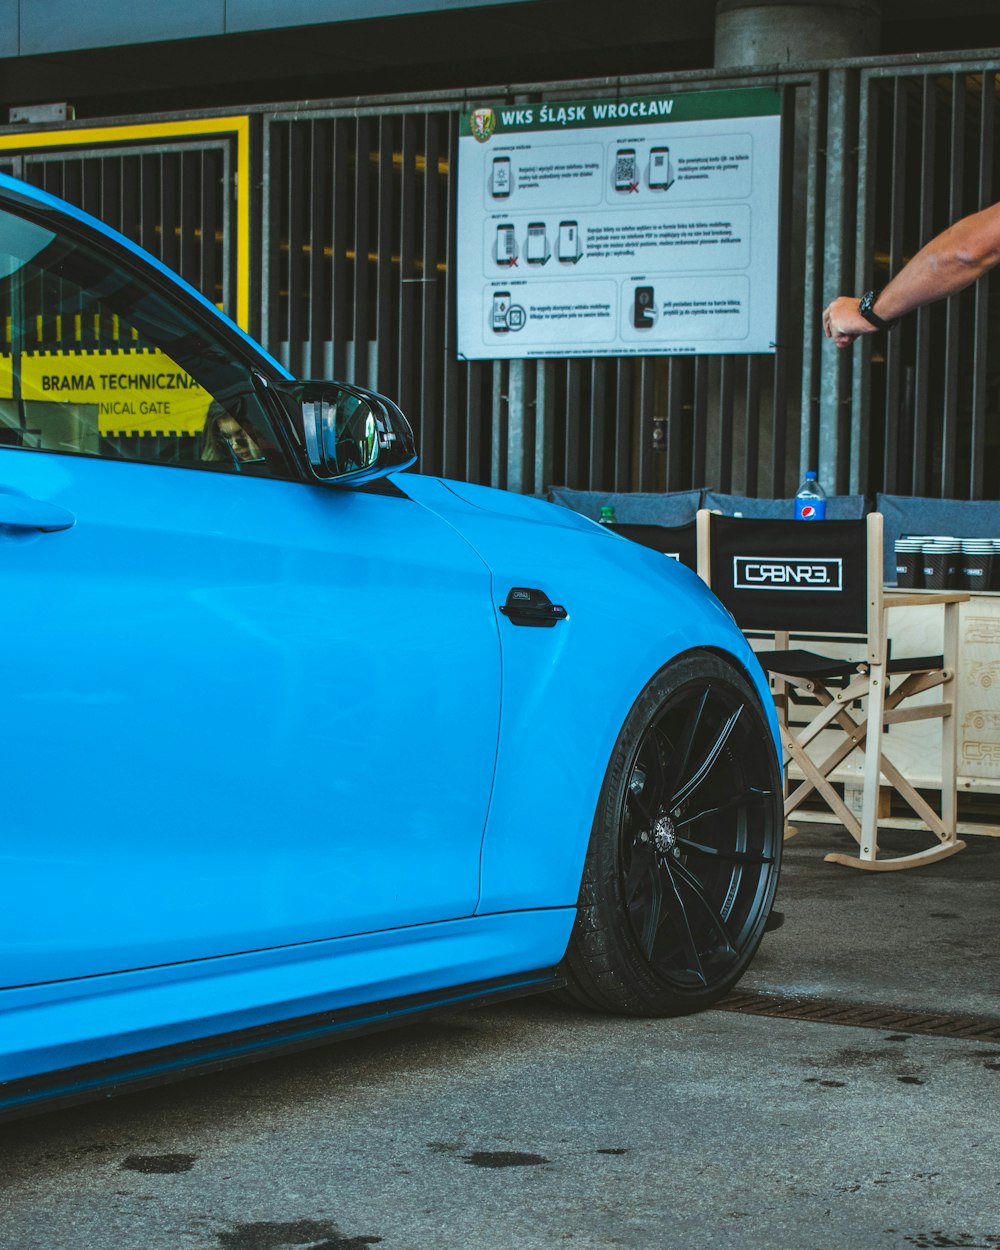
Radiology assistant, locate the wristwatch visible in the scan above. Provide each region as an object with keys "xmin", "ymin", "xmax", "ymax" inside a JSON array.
[{"xmin": 858, "ymin": 289, "xmax": 897, "ymax": 332}]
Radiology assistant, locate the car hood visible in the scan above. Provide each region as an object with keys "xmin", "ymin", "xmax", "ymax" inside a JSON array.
[{"xmin": 406, "ymin": 474, "xmax": 608, "ymax": 536}]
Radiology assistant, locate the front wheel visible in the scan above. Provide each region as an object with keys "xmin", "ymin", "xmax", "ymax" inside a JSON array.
[{"xmin": 561, "ymin": 650, "xmax": 782, "ymax": 1016}]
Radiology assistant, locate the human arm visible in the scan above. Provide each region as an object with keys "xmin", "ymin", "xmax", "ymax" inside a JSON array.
[{"xmin": 822, "ymin": 200, "xmax": 1000, "ymax": 347}]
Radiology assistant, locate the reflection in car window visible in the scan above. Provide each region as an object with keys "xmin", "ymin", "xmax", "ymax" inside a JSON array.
[{"xmin": 0, "ymin": 201, "xmax": 292, "ymax": 477}]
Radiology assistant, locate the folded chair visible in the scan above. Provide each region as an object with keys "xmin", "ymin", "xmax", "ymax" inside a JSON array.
[{"xmin": 695, "ymin": 509, "xmax": 967, "ymax": 870}]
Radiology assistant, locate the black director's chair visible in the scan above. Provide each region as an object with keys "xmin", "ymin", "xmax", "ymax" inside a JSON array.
[
  {"xmin": 696, "ymin": 509, "xmax": 967, "ymax": 870},
  {"xmin": 615, "ymin": 520, "xmax": 697, "ymax": 571}
]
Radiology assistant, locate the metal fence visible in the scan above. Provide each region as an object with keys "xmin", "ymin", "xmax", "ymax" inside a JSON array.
[
  {"xmin": 847, "ymin": 62, "xmax": 1000, "ymax": 501},
  {"xmin": 0, "ymin": 49, "xmax": 998, "ymax": 501},
  {"xmin": 1, "ymin": 141, "xmax": 234, "ymax": 314},
  {"xmin": 259, "ymin": 78, "xmax": 811, "ymax": 498}
]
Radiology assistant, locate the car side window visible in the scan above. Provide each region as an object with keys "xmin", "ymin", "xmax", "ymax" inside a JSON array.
[{"xmin": 0, "ymin": 201, "xmax": 292, "ymax": 477}]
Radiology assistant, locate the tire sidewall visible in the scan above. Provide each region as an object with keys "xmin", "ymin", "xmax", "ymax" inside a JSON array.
[{"xmin": 570, "ymin": 648, "xmax": 783, "ymax": 1016}]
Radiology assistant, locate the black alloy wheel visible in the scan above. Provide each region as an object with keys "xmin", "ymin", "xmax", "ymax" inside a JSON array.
[{"xmin": 561, "ymin": 650, "xmax": 782, "ymax": 1016}]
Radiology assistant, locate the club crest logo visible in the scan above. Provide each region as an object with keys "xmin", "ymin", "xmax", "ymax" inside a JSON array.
[{"xmin": 470, "ymin": 108, "xmax": 497, "ymax": 143}]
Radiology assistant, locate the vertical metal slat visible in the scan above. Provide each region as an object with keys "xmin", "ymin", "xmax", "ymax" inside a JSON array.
[
  {"xmin": 969, "ymin": 71, "xmax": 995, "ymax": 499},
  {"xmin": 691, "ymin": 357, "xmax": 709, "ymax": 490},
  {"xmin": 330, "ymin": 119, "xmax": 350, "ymax": 381},
  {"xmin": 419, "ymin": 114, "xmax": 443, "ymax": 473},
  {"xmin": 911, "ymin": 73, "xmax": 937, "ymax": 497},
  {"xmin": 375, "ymin": 116, "xmax": 395, "ymax": 397},
  {"xmin": 717, "ymin": 357, "xmax": 735, "ymax": 493},
  {"xmin": 587, "ymin": 359, "xmax": 607, "ymax": 492},
  {"xmin": 744, "ymin": 356, "xmax": 761, "ymax": 496},
  {"xmin": 285, "ymin": 124, "xmax": 308, "ymax": 376},
  {"xmin": 635, "ymin": 359, "xmax": 655, "ymax": 492},
  {"xmin": 941, "ymin": 72, "xmax": 966, "ymax": 498},
  {"xmin": 397, "ymin": 115, "xmax": 418, "ymax": 421},
  {"xmin": 352, "ymin": 118, "xmax": 372, "ymax": 391},
  {"xmin": 307, "ymin": 120, "xmax": 329, "ymax": 378},
  {"xmin": 882, "ymin": 76, "xmax": 909, "ymax": 496},
  {"xmin": 564, "ymin": 360, "xmax": 583, "ymax": 488},
  {"xmin": 665, "ymin": 357, "xmax": 687, "ymax": 492},
  {"xmin": 851, "ymin": 73, "xmax": 877, "ymax": 496},
  {"xmin": 611, "ymin": 360, "xmax": 632, "ymax": 492},
  {"xmin": 442, "ymin": 111, "xmax": 462, "ymax": 477}
]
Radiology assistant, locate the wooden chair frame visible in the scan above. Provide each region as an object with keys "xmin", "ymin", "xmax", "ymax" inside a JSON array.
[{"xmin": 696, "ymin": 509, "xmax": 967, "ymax": 870}]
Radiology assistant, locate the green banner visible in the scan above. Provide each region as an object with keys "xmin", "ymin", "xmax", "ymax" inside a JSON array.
[{"xmin": 464, "ymin": 88, "xmax": 781, "ymax": 140}]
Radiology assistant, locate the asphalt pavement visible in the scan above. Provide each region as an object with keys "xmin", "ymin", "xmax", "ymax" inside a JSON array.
[
  {"xmin": 744, "ymin": 822, "xmax": 1000, "ymax": 1018},
  {"xmin": 1, "ymin": 823, "xmax": 998, "ymax": 1250}
]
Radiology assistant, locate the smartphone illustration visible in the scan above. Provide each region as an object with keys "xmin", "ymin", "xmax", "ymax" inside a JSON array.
[
  {"xmin": 492, "ymin": 290, "xmax": 511, "ymax": 332},
  {"xmin": 496, "ymin": 223, "xmax": 516, "ymax": 265},
  {"xmin": 558, "ymin": 220, "xmax": 579, "ymax": 263},
  {"xmin": 491, "ymin": 156, "xmax": 511, "ymax": 198},
  {"xmin": 526, "ymin": 222, "xmax": 547, "ymax": 264},
  {"xmin": 615, "ymin": 148, "xmax": 637, "ymax": 191},
  {"xmin": 633, "ymin": 286, "xmax": 656, "ymax": 329},
  {"xmin": 649, "ymin": 146, "xmax": 672, "ymax": 190}
]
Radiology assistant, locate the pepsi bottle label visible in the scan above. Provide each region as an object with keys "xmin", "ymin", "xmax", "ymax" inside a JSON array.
[{"xmin": 794, "ymin": 499, "xmax": 827, "ymax": 520}]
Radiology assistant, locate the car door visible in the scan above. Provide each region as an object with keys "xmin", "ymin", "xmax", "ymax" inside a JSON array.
[{"xmin": 0, "ymin": 193, "xmax": 501, "ymax": 987}]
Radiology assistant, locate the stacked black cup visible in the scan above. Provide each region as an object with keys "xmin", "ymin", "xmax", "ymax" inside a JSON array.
[
  {"xmin": 894, "ymin": 537, "xmax": 924, "ymax": 588},
  {"xmin": 921, "ymin": 538, "xmax": 961, "ymax": 590},
  {"xmin": 894, "ymin": 534, "xmax": 1000, "ymax": 589},
  {"xmin": 961, "ymin": 538, "xmax": 995, "ymax": 591}
]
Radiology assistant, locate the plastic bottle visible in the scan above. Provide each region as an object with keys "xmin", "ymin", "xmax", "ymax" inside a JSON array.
[
  {"xmin": 794, "ymin": 471, "xmax": 827, "ymax": 520},
  {"xmin": 599, "ymin": 504, "xmax": 617, "ymax": 526}
]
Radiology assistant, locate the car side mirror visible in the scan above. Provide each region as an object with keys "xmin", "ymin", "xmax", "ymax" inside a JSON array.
[{"xmin": 288, "ymin": 380, "xmax": 417, "ymax": 484}]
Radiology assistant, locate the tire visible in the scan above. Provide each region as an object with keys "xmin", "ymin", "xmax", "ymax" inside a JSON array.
[{"xmin": 561, "ymin": 649, "xmax": 783, "ymax": 1017}]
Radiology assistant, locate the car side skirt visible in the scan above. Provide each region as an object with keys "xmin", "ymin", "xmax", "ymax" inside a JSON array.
[{"xmin": 0, "ymin": 969, "xmax": 564, "ymax": 1123}]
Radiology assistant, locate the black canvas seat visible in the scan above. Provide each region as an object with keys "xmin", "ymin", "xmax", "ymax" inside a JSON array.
[
  {"xmin": 751, "ymin": 648, "xmax": 944, "ymax": 681},
  {"xmin": 695, "ymin": 509, "xmax": 967, "ymax": 871},
  {"xmin": 615, "ymin": 520, "xmax": 697, "ymax": 571}
]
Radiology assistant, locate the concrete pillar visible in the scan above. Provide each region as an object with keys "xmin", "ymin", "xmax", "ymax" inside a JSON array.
[{"xmin": 714, "ymin": 0, "xmax": 881, "ymax": 68}]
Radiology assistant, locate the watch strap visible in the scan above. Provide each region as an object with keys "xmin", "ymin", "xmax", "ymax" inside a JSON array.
[{"xmin": 858, "ymin": 289, "xmax": 897, "ymax": 332}]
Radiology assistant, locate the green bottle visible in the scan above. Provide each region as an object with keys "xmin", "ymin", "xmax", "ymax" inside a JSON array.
[{"xmin": 599, "ymin": 505, "xmax": 617, "ymax": 526}]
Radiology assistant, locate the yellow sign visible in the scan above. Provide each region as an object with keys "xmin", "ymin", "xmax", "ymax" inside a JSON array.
[
  {"xmin": 16, "ymin": 349, "xmax": 214, "ymax": 435},
  {"xmin": 0, "ymin": 354, "xmax": 11, "ymax": 401}
]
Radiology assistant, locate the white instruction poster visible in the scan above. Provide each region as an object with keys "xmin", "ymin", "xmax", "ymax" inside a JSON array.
[{"xmin": 457, "ymin": 88, "xmax": 781, "ymax": 359}]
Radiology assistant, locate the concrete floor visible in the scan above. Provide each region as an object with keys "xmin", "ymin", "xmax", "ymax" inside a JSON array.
[
  {"xmin": 1, "ymin": 823, "xmax": 998, "ymax": 1250},
  {"xmin": 743, "ymin": 822, "xmax": 1000, "ymax": 1018}
]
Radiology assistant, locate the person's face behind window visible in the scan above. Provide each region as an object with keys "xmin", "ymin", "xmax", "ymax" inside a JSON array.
[{"xmin": 217, "ymin": 415, "xmax": 263, "ymax": 463}]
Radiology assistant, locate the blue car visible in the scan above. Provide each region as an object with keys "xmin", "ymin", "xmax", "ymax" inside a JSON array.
[{"xmin": 0, "ymin": 172, "xmax": 782, "ymax": 1121}]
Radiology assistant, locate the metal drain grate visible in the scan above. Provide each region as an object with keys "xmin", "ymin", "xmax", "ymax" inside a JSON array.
[{"xmin": 715, "ymin": 992, "xmax": 1000, "ymax": 1042}]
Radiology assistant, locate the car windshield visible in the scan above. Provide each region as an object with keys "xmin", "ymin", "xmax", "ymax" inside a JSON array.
[{"xmin": 0, "ymin": 198, "xmax": 291, "ymax": 476}]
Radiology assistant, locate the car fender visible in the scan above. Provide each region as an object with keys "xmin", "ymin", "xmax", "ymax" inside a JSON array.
[{"xmin": 395, "ymin": 475, "xmax": 779, "ymax": 914}]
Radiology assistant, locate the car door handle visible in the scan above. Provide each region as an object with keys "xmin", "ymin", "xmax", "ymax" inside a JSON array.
[
  {"xmin": 500, "ymin": 587, "xmax": 568, "ymax": 628},
  {"xmin": 0, "ymin": 491, "xmax": 76, "ymax": 532}
]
